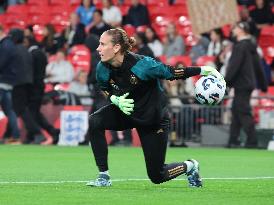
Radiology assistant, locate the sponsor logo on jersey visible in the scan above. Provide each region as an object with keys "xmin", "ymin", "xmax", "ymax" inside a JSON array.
[{"xmin": 130, "ymin": 75, "xmax": 138, "ymax": 85}]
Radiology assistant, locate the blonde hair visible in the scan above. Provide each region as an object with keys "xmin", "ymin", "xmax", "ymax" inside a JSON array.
[{"xmin": 105, "ymin": 28, "xmax": 136, "ymax": 53}]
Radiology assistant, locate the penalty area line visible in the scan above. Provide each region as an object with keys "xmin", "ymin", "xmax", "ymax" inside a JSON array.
[{"xmin": 1, "ymin": 176, "xmax": 274, "ymax": 184}]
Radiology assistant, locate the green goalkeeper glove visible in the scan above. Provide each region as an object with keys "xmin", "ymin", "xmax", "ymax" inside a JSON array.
[
  {"xmin": 110, "ymin": 93, "xmax": 134, "ymax": 115},
  {"xmin": 200, "ymin": 66, "xmax": 226, "ymax": 85}
]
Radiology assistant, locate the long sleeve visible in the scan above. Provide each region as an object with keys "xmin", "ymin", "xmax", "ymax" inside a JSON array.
[
  {"xmin": 225, "ymin": 44, "xmax": 245, "ymax": 87},
  {"xmin": 131, "ymin": 56, "xmax": 200, "ymax": 81}
]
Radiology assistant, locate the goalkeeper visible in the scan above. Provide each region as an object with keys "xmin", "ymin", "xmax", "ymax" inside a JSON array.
[{"xmin": 86, "ymin": 28, "xmax": 224, "ymax": 187}]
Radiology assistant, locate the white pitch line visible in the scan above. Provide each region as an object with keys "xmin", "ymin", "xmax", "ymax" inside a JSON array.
[{"xmin": 1, "ymin": 177, "xmax": 274, "ymax": 184}]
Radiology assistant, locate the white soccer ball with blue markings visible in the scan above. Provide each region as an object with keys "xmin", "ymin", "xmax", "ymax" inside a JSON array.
[{"xmin": 194, "ymin": 75, "xmax": 226, "ymax": 105}]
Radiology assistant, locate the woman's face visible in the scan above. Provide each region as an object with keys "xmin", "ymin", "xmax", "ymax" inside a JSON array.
[
  {"xmin": 145, "ymin": 28, "xmax": 154, "ymax": 41},
  {"xmin": 255, "ymin": 0, "xmax": 264, "ymax": 8},
  {"xmin": 97, "ymin": 32, "xmax": 120, "ymax": 62},
  {"xmin": 166, "ymin": 24, "xmax": 176, "ymax": 35},
  {"xmin": 78, "ymin": 72, "xmax": 88, "ymax": 84},
  {"xmin": 102, "ymin": 0, "xmax": 110, "ymax": 7},
  {"xmin": 83, "ymin": 0, "xmax": 91, "ymax": 8},
  {"xmin": 210, "ymin": 30, "xmax": 220, "ymax": 42},
  {"xmin": 42, "ymin": 27, "xmax": 49, "ymax": 36}
]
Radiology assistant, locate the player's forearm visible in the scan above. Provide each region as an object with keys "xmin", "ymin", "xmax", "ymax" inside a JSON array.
[
  {"xmin": 183, "ymin": 66, "xmax": 201, "ymax": 78},
  {"xmin": 169, "ymin": 66, "xmax": 201, "ymax": 80}
]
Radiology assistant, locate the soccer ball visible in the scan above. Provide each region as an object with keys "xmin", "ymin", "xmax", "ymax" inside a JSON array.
[{"xmin": 194, "ymin": 75, "xmax": 226, "ymax": 105}]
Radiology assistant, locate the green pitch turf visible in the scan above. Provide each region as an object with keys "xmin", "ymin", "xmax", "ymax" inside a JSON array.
[{"xmin": 1, "ymin": 145, "xmax": 274, "ymax": 205}]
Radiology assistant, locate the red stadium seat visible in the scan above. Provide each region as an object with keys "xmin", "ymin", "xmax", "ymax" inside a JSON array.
[
  {"xmin": 70, "ymin": 0, "xmax": 81, "ymax": 6},
  {"xmin": 29, "ymin": 15, "xmax": 51, "ymax": 26},
  {"xmin": 151, "ymin": 24, "xmax": 166, "ymax": 40},
  {"xmin": 167, "ymin": 55, "xmax": 192, "ymax": 67},
  {"xmin": 6, "ymin": 5, "xmax": 29, "ymax": 15},
  {"xmin": 259, "ymin": 26, "xmax": 274, "ymax": 47},
  {"xmin": 71, "ymin": 55, "xmax": 91, "ymax": 73},
  {"xmin": 68, "ymin": 45, "xmax": 91, "ymax": 73},
  {"xmin": 27, "ymin": 0, "xmax": 49, "ymax": 6},
  {"xmin": 147, "ymin": 0, "xmax": 168, "ymax": 7},
  {"xmin": 173, "ymin": 0, "xmax": 187, "ymax": 6},
  {"xmin": 69, "ymin": 45, "xmax": 90, "ymax": 57},
  {"xmin": 28, "ymin": 5, "xmax": 51, "ymax": 16},
  {"xmin": 50, "ymin": 5, "xmax": 70, "ymax": 17},
  {"xmin": 177, "ymin": 26, "xmax": 193, "ymax": 37},
  {"xmin": 222, "ymin": 24, "xmax": 232, "ymax": 38},
  {"xmin": 196, "ymin": 56, "xmax": 216, "ymax": 66},
  {"xmin": 158, "ymin": 55, "xmax": 167, "ymax": 64},
  {"xmin": 50, "ymin": 0, "xmax": 67, "ymax": 6},
  {"xmin": 119, "ymin": 5, "xmax": 130, "ymax": 16},
  {"xmin": 50, "ymin": 15, "xmax": 69, "ymax": 33},
  {"xmin": 123, "ymin": 24, "xmax": 136, "ymax": 36},
  {"xmin": 0, "ymin": 14, "xmax": 6, "ymax": 26},
  {"xmin": 5, "ymin": 14, "xmax": 28, "ymax": 29},
  {"xmin": 121, "ymin": 0, "xmax": 147, "ymax": 6}
]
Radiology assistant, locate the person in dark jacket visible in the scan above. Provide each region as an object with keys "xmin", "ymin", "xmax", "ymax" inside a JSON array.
[
  {"xmin": 225, "ymin": 22, "xmax": 268, "ymax": 148},
  {"xmin": 24, "ymin": 36, "xmax": 60, "ymax": 144},
  {"xmin": 88, "ymin": 9, "xmax": 112, "ymax": 38},
  {"xmin": 86, "ymin": 28, "xmax": 224, "ymax": 187},
  {"xmin": 62, "ymin": 13, "xmax": 86, "ymax": 49},
  {"xmin": 0, "ymin": 24, "xmax": 20, "ymax": 143},
  {"xmin": 125, "ymin": 0, "xmax": 150, "ymax": 27},
  {"xmin": 9, "ymin": 28, "xmax": 46, "ymax": 144},
  {"xmin": 134, "ymin": 31, "xmax": 155, "ymax": 58}
]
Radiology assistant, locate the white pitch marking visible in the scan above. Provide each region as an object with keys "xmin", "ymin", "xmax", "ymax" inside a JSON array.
[{"xmin": 1, "ymin": 176, "xmax": 274, "ymax": 184}]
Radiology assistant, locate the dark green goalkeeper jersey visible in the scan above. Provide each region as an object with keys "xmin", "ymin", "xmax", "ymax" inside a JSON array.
[{"xmin": 96, "ymin": 52, "xmax": 200, "ymax": 126}]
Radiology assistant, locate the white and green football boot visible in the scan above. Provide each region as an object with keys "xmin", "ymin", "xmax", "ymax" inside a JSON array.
[
  {"xmin": 186, "ymin": 159, "xmax": 202, "ymax": 188},
  {"xmin": 86, "ymin": 173, "xmax": 112, "ymax": 187}
]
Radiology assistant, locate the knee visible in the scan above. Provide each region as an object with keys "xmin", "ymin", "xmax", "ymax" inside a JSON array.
[
  {"xmin": 88, "ymin": 113, "xmax": 101, "ymax": 131},
  {"xmin": 147, "ymin": 172, "xmax": 163, "ymax": 184}
]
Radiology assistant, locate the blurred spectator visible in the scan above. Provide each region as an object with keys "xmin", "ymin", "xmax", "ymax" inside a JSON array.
[
  {"xmin": 189, "ymin": 34, "xmax": 210, "ymax": 63},
  {"xmin": 102, "ymin": 0, "xmax": 122, "ymax": 28},
  {"xmin": 216, "ymin": 40, "xmax": 233, "ymax": 76},
  {"xmin": 43, "ymin": 90, "xmax": 81, "ymax": 106},
  {"xmin": 225, "ymin": 22, "xmax": 268, "ymax": 148},
  {"xmin": 163, "ymin": 61, "xmax": 194, "ymax": 147},
  {"xmin": 41, "ymin": 24, "xmax": 64, "ymax": 55},
  {"xmin": 134, "ymin": 31, "xmax": 154, "ymax": 58},
  {"xmin": 45, "ymin": 50, "xmax": 75, "ymax": 84},
  {"xmin": 237, "ymin": 0, "xmax": 254, "ymax": 6},
  {"xmin": 24, "ymin": 25, "xmax": 36, "ymax": 41},
  {"xmin": 207, "ymin": 28, "xmax": 224, "ymax": 56},
  {"xmin": 125, "ymin": 0, "xmax": 150, "ymax": 27},
  {"xmin": 24, "ymin": 36, "xmax": 60, "ymax": 144},
  {"xmin": 76, "ymin": 0, "xmax": 96, "ymax": 27},
  {"xmin": 9, "ymin": 28, "xmax": 46, "ymax": 144},
  {"xmin": 109, "ymin": 129, "xmax": 132, "ymax": 146},
  {"xmin": 87, "ymin": 9, "xmax": 112, "ymax": 37},
  {"xmin": 68, "ymin": 70, "xmax": 91, "ymax": 97},
  {"xmin": 84, "ymin": 33, "xmax": 100, "ymax": 70},
  {"xmin": 250, "ymin": 0, "xmax": 273, "ymax": 29},
  {"xmin": 62, "ymin": 13, "xmax": 86, "ymax": 49},
  {"xmin": 0, "ymin": 0, "xmax": 7, "ymax": 13},
  {"xmin": 145, "ymin": 26, "xmax": 163, "ymax": 58},
  {"xmin": 163, "ymin": 23, "xmax": 185, "ymax": 58},
  {"xmin": 239, "ymin": 6, "xmax": 260, "ymax": 38},
  {"xmin": 0, "ymin": 24, "xmax": 20, "ymax": 144}
]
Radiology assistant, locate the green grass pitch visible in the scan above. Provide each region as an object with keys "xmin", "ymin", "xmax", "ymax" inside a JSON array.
[{"xmin": 1, "ymin": 145, "xmax": 274, "ymax": 205}]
